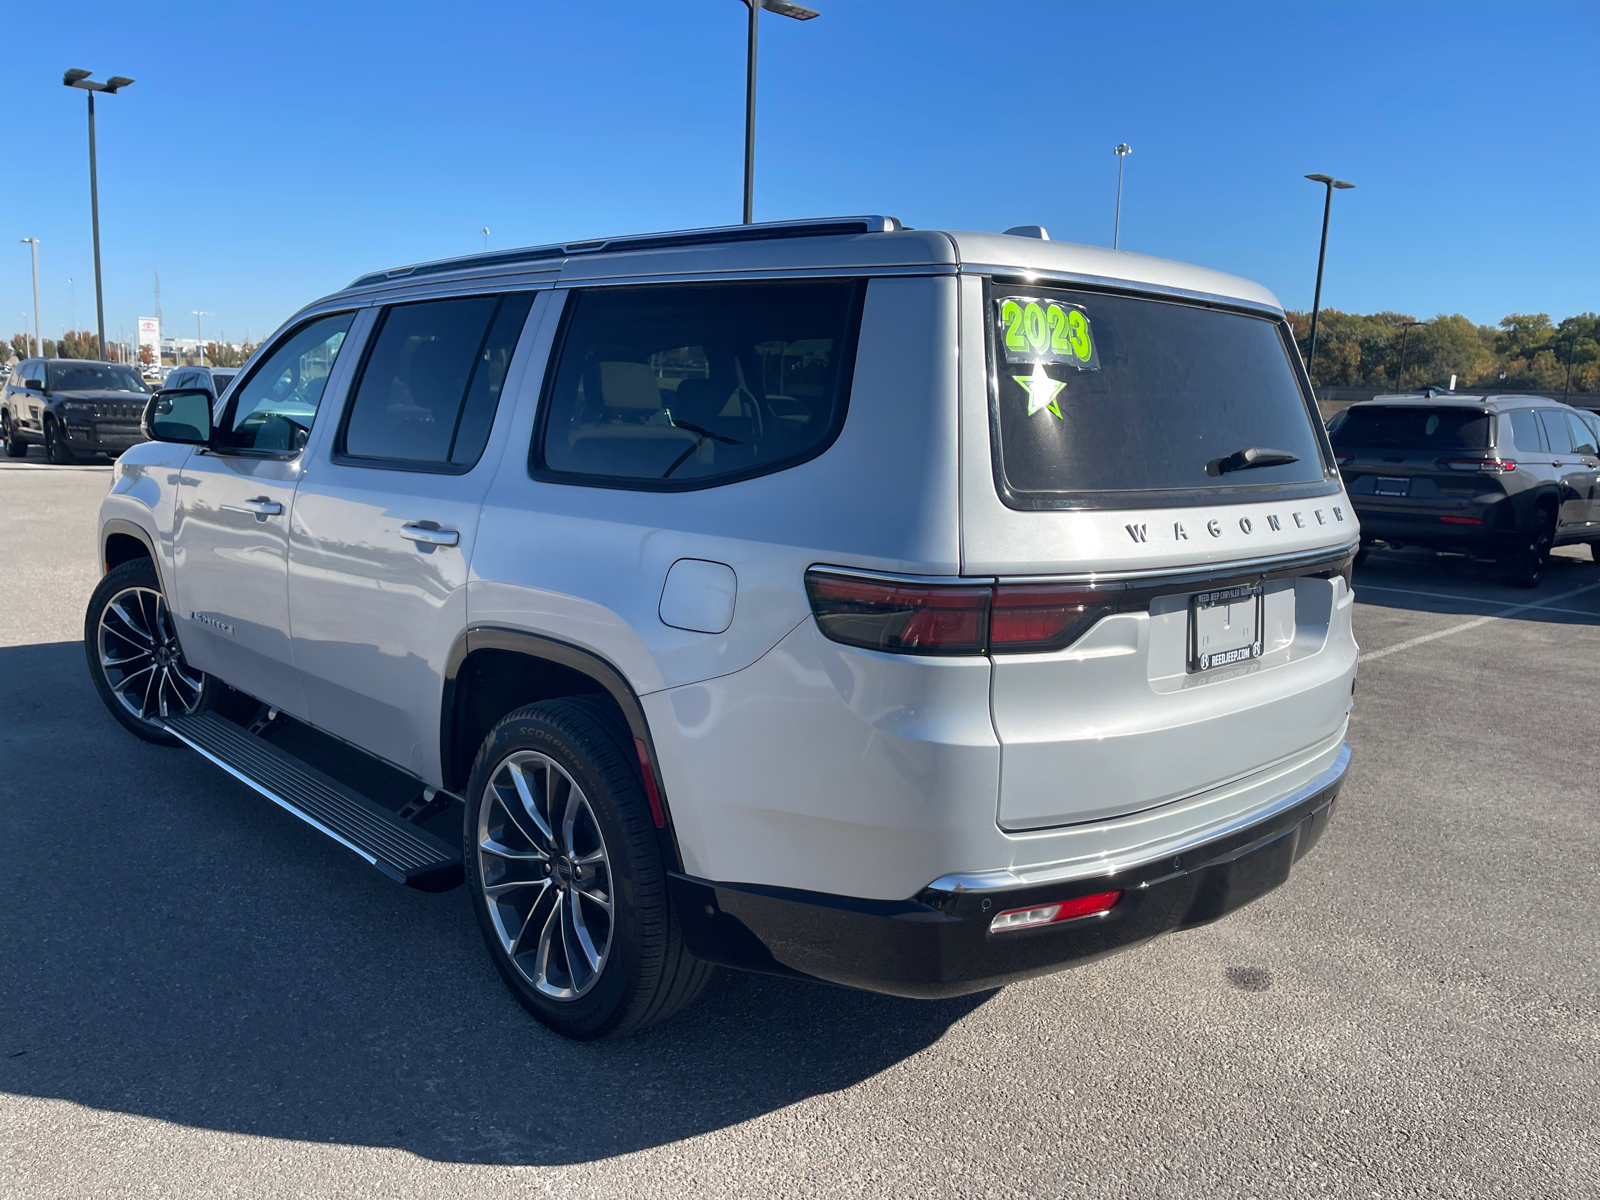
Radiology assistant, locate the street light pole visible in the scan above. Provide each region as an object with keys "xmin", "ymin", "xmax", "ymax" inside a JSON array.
[
  {"xmin": 63, "ymin": 69, "xmax": 134, "ymax": 361},
  {"xmin": 1395, "ymin": 320, "xmax": 1427, "ymax": 391},
  {"xmin": 1303, "ymin": 174, "xmax": 1355, "ymax": 381},
  {"xmin": 1112, "ymin": 144, "xmax": 1131, "ymax": 249},
  {"xmin": 191, "ymin": 312, "xmax": 209, "ymax": 366},
  {"xmin": 738, "ymin": 0, "xmax": 819, "ymax": 225},
  {"xmin": 19, "ymin": 238, "xmax": 42, "ymax": 358}
]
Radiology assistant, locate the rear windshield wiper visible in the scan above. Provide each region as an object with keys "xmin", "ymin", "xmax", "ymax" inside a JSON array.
[{"xmin": 1205, "ymin": 446, "xmax": 1300, "ymax": 477}]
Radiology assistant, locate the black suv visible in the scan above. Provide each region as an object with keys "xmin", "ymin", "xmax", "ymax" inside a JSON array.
[
  {"xmin": 2, "ymin": 358, "xmax": 152, "ymax": 463},
  {"xmin": 1332, "ymin": 394, "xmax": 1600, "ymax": 586}
]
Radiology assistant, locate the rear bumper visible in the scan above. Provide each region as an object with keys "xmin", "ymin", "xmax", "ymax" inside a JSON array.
[
  {"xmin": 1352, "ymin": 505, "xmax": 1516, "ymax": 553},
  {"xmin": 671, "ymin": 743, "xmax": 1350, "ymax": 999}
]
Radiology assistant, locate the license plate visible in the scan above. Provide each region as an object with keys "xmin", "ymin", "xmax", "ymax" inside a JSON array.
[
  {"xmin": 1373, "ymin": 477, "xmax": 1410, "ymax": 497},
  {"xmin": 1189, "ymin": 584, "xmax": 1263, "ymax": 673}
]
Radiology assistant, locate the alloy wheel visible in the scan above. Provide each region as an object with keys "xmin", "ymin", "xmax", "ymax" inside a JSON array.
[
  {"xmin": 96, "ymin": 586, "xmax": 205, "ymax": 723},
  {"xmin": 476, "ymin": 750, "xmax": 614, "ymax": 1000}
]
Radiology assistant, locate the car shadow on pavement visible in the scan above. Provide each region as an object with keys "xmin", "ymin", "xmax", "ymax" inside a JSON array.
[
  {"xmin": 0, "ymin": 639, "xmax": 992, "ymax": 1166},
  {"xmin": 1352, "ymin": 544, "xmax": 1600, "ymax": 625}
]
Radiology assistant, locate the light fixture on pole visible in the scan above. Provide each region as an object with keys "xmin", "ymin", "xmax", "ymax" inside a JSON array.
[
  {"xmin": 1112, "ymin": 144, "xmax": 1132, "ymax": 249},
  {"xmin": 19, "ymin": 238, "xmax": 42, "ymax": 358},
  {"xmin": 1395, "ymin": 320, "xmax": 1428, "ymax": 391},
  {"xmin": 481, "ymin": 227, "xmax": 490, "ymax": 253},
  {"xmin": 191, "ymin": 311, "xmax": 209, "ymax": 366},
  {"xmin": 1303, "ymin": 174, "xmax": 1354, "ymax": 381},
  {"xmin": 738, "ymin": 0, "xmax": 819, "ymax": 225},
  {"xmin": 63, "ymin": 68, "xmax": 133, "ymax": 362}
]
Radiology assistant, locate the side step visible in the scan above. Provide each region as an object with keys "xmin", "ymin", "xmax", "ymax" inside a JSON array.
[{"xmin": 164, "ymin": 712, "xmax": 463, "ymax": 892}]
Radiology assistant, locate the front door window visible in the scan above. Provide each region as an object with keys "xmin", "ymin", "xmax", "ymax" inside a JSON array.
[{"xmin": 216, "ymin": 314, "xmax": 353, "ymax": 454}]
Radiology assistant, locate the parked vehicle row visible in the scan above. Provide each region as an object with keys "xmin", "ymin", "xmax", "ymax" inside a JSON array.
[
  {"xmin": 88, "ymin": 217, "xmax": 1356, "ymax": 1039},
  {"xmin": 1331, "ymin": 395, "xmax": 1600, "ymax": 585}
]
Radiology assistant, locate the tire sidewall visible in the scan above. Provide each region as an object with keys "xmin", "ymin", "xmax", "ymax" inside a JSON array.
[{"xmin": 464, "ymin": 702, "xmax": 659, "ymax": 1040}]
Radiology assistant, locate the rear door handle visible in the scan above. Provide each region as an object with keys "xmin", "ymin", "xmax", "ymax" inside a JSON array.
[{"xmin": 400, "ymin": 523, "xmax": 459, "ymax": 547}]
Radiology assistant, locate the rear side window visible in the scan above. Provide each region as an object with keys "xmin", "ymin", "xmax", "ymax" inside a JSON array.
[
  {"xmin": 1565, "ymin": 413, "xmax": 1597, "ymax": 456},
  {"xmin": 988, "ymin": 285, "xmax": 1329, "ymax": 509},
  {"xmin": 532, "ymin": 280, "xmax": 864, "ymax": 490},
  {"xmin": 1504, "ymin": 410, "xmax": 1545, "ymax": 452},
  {"xmin": 340, "ymin": 293, "xmax": 534, "ymax": 469},
  {"xmin": 1538, "ymin": 410, "xmax": 1573, "ymax": 454},
  {"xmin": 1330, "ymin": 406, "xmax": 1491, "ymax": 451}
]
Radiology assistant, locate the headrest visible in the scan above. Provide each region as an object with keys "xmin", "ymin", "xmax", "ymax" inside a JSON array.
[{"xmin": 600, "ymin": 361, "xmax": 661, "ymax": 409}]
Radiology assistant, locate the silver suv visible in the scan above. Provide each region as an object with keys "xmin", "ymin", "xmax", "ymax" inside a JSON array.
[{"xmin": 86, "ymin": 217, "xmax": 1358, "ymax": 1039}]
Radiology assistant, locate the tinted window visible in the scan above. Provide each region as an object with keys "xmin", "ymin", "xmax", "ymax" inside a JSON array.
[
  {"xmin": 1538, "ymin": 410, "xmax": 1573, "ymax": 454},
  {"xmin": 219, "ymin": 313, "xmax": 353, "ymax": 453},
  {"xmin": 211, "ymin": 370, "xmax": 237, "ymax": 394},
  {"xmin": 1565, "ymin": 413, "xmax": 1597, "ymax": 457},
  {"xmin": 342, "ymin": 293, "xmax": 533, "ymax": 467},
  {"xmin": 535, "ymin": 281, "xmax": 863, "ymax": 489},
  {"xmin": 46, "ymin": 362, "xmax": 148, "ymax": 392},
  {"xmin": 990, "ymin": 287, "xmax": 1326, "ymax": 506},
  {"xmin": 1330, "ymin": 406, "xmax": 1490, "ymax": 451},
  {"xmin": 1504, "ymin": 410, "xmax": 1545, "ymax": 452}
]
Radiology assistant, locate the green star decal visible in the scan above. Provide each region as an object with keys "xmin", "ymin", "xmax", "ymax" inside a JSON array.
[{"xmin": 1015, "ymin": 371, "xmax": 1067, "ymax": 418}]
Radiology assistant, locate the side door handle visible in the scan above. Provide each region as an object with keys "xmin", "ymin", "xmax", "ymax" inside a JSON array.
[
  {"xmin": 243, "ymin": 496, "xmax": 284, "ymax": 516},
  {"xmin": 400, "ymin": 523, "xmax": 460, "ymax": 547}
]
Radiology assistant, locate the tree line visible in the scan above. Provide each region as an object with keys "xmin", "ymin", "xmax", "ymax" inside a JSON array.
[
  {"xmin": 9, "ymin": 332, "xmax": 259, "ymax": 369},
  {"xmin": 1286, "ymin": 310, "xmax": 1600, "ymax": 394}
]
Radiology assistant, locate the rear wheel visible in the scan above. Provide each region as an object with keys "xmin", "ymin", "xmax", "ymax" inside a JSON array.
[
  {"xmin": 464, "ymin": 698, "xmax": 711, "ymax": 1040},
  {"xmin": 44, "ymin": 417, "xmax": 75, "ymax": 465},
  {"xmin": 1501, "ymin": 509, "xmax": 1555, "ymax": 588},
  {"xmin": 2, "ymin": 411, "xmax": 26, "ymax": 458},
  {"xmin": 83, "ymin": 557, "xmax": 215, "ymax": 744}
]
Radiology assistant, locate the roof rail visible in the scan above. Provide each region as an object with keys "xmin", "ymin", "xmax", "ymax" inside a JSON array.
[{"xmin": 347, "ymin": 215, "xmax": 904, "ymax": 289}]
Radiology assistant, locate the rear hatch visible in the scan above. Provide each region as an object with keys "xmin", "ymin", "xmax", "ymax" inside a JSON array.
[
  {"xmin": 1330, "ymin": 405, "xmax": 1506, "ymax": 522},
  {"xmin": 958, "ymin": 277, "xmax": 1356, "ymax": 831}
]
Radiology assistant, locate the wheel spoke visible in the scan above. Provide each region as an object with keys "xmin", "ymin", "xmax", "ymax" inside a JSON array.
[
  {"xmin": 573, "ymin": 882, "xmax": 612, "ymax": 913},
  {"xmin": 532, "ymin": 890, "xmax": 565, "ymax": 984},
  {"xmin": 508, "ymin": 762, "xmax": 555, "ymax": 845},
  {"xmin": 509, "ymin": 881, "xmax": 558, "ymax": 958},
  {"xmin": 101, "ymin": 649, "xmax": 152, "ymax": 670},
  {"xmin": 485, "ymin": 877, "xmax": 548, "ymax": 900},
  {"xmin": 111, "ymin": 662, "xmax": 157, "ymax": 694},
  {"xmin": 106, "ymin": 602, "xmax": 153, "ymax": 646},
  {"xmin": 563, "ymin": 889, "xmax": 602, "ymax": 973},
  {"xmin": 478, "ymin": 836, "xmax": 547, "ymax": 863}
]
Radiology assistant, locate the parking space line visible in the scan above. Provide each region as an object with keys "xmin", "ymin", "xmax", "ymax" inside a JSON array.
[
  {"xmin": 1357, "ymin": 580, "xmax": 1600, "ymax": 664},
  {"xmin": 1357, "ymin": 583, "xmax": 1600, "ymax": 618}
]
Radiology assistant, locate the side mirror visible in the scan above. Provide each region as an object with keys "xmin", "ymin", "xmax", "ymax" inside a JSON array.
[
  {"xmin": 143, "ymin": 388, "xmax": 214, "ymax": 445},
  {"xmin": 24, "ymin": 379, "xmax": 43, "ymax": 391}
]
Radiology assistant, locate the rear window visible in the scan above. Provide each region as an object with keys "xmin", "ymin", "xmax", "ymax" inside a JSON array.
[
  {"xmin": 532, "ymin": 281, "xmax": 863, "ymax": 491},
  {"xmin": 1330, "ymin": 406, "xmax": 1491, "ymax": 452},
  {"xmin": 988, "ymin": 286, "xmax": 1329, "ymax": 509}
]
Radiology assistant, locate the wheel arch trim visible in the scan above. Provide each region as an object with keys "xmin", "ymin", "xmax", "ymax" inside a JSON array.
[{"xmin": 441, "ymin": 626, "xmax": 684, "ymax": 870}]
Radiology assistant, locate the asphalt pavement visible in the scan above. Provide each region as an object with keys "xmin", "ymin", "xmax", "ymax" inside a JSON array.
[{"xmin": 2, "ymin": 454, "xmax": 1597, "ymax": 1199}]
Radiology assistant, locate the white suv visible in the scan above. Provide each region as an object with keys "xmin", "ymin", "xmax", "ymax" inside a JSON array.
[{"xmin": 86, "ymin": 217, "xmax": 1357, "ymax": 1040}]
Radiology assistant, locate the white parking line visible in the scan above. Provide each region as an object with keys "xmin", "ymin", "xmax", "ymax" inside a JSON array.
[
  {"xmin": 1357, "ymin": 580, "xmax": 1600, "ymax": 663},
  {"xmin": 1357, "ymin": 583, "xmax": 1600, "ymax": 619}
]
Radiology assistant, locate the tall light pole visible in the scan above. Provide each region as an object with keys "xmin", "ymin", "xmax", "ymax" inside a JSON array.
[
  {"xmin": 1395, "ymin": 320, "xmax": 1428, "ymax": 391},
  {"xmin": 63, "ymin": 69, "xmax": 134, "ymax": 362},
  {"xmin": 1303, "ymin": 174, "xmax": 1355, "ymax": 382},
  {"xmin": 191, "ymin": 312, "xmax": 209, "ymax": 366},
  {"xmin": 19, "ymin": 238, "xmax": 42, "ymax": 358},
  {"xmin": 738, "ymin": 0, "xmax": 819, "ymax": 225},
  {"xmin": 68, "ymin": 278, "xmax": 76, "ymax": 337},
  {"xmin": 1112, "ymin": 143, "xmax": 1132, "ymax": 249}
]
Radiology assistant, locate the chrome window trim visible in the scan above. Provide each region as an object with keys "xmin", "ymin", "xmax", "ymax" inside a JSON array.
[
  {"xmin": 959, "ymin": 262, "xmax": 1284, "ymax": 318},
  {"xmin": 928, "ymin": 742, "xmax": 1351, "ymax": 894}
]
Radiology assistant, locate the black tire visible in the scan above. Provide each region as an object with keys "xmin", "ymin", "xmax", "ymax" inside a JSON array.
[
  {"xmin": 1, "ymin": 410, "xmax": 26, "ymax": 458},
  {"xmin": 1501, "ymin": 509, "xmax": 1555, "ymax": 588},
  {"xmin": 464, "ymin": 697, "xmax": 711, "ymax": 1040},
  {"xmin": 44, "ymin": 417, "xmax": 75, "ymax": 465},
  {"xmin": 84, "ymin": 557, "xmax": 216, "ymax": 744}
]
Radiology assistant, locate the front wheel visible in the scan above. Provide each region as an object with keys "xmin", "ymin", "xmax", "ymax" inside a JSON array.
[
  {"xmin": 1501, "ymin": 510, "xmax": 1555, "ymax": 588},
  {"xmin": 464, "ymin": 698, "xmax": 711, "ymax": 1040},
  {"xmin": 44, "ymin": 417, "xmax": 75, "ymax": 465},
  {"xmin": 84, "ymin": 557, "xmax": 215, "ymax": 744}
]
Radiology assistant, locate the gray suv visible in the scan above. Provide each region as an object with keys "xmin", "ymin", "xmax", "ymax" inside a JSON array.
[
  {"xmin": 1333, "ymin": 395, "xmax": 1600, "ymax": 586},
  {"xmin": 86, "ymin": 217, "xmax": 1357, "ymax": 1039}
]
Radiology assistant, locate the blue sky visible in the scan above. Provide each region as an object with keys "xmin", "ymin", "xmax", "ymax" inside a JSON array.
[{"xmin": 5, "ymin": 1, "xmax": 1596, "ymax": 349}]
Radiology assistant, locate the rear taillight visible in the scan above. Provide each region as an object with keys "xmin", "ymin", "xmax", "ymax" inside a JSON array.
[
  {"xmin": 1439, "ymin": 515, "xmax": 1483, "ymax": 525},
  {"xmin": 990, "ymin": 890, "xmax": 1122, "ymax": 933},
  {"xmin": 1441, "ymin": 457, "xmax": 1515, "ymax": 472},
  {"xmin": 805, "ymin": 572, "xmax": 1117, "ymax": 656}
]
